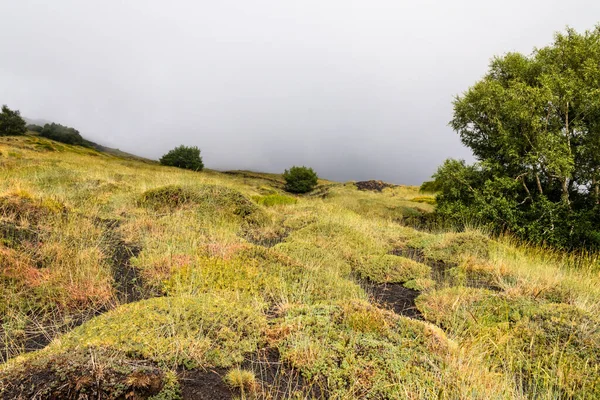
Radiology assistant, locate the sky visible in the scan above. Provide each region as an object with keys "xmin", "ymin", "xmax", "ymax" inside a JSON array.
[{"xmin": 1, "ymin": 1, "xmax": 600, "ymax": 184}]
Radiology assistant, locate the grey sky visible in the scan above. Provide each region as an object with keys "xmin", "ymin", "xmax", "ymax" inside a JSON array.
[{"xmin": 2, "ymin": 1, "xmax": 599, "ymax": 184}]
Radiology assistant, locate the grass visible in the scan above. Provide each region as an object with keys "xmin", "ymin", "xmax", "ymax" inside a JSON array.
[{"xmin": 0, "ymin": 134, "xmax": 599, "ymax": 398}]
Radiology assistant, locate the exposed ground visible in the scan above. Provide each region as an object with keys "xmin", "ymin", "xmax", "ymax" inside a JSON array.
[{"xmin": 1, "ymin": 135, "xmax": 599, "ymax": 399}]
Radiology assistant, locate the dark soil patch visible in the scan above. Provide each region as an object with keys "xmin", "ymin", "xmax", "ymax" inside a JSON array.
[
  {"xmin": 364, "ymin": 281, "xmax": 423, "ymax": 319},
  {"xmin": 355, "ymin": 180, "xmax": 396, "ymax": 192},
  {"xmin": 0, "ymin": 350, "xmax": 164, "ymax": 400},
  {"xmin": 97, "ymin": 218, "xmax": 145, "ymax": 303},
  {"xmin": 389, "ymin": 247, "xmax": 454, "ymax": 283},
  {"xmin": 0, "ymin": 308, "xmax": 108, "ymax": 363},
  {"xmin": 389, "ymin": 247, "xmax": 501, "ymax": 291},
  {"xmin": 178, "ymin": 348, "xmax": 324, "ymax": 400},
  {"xmin": 242, "ymin": 347, "xmax": 325, "ymax": 400},
  {"xmin": 110, "ymin": 238, "xmax": 144, "ymax": 303},
  {"xmin": 0, "ymin": 221, "xmax": 40, "ymax": 249},
  {"xmin": 242, "ymin": 229, "xmax": 289, "ymax": 248},
  {"xmin": 178, "ymin": 368, "xmax": 234, "ymax": 400}
]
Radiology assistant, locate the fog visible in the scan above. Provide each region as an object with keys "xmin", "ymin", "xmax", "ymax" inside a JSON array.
[{"xmin": 2, "ymin": 1, "xmax": 599, "ymax": 184}]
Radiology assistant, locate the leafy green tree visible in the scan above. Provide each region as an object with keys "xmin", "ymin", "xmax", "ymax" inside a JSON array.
[
  {"xmin": 40, "ymin": 123, "xmax": 84, "ymax": 145},
  {"xmin": 283, "ymin": 166, "xmax": 318, "ymax": 193},
  {"xmin": 160, "ymin": 145, "xmax": 204, "ymax": 171},
  {"xmin": 430, "ymin": 26, "xmax": 600, "ymax": 249},
  {"xmin": 0, "ymin": 105, "xmax": 27, "ymax": 137}
]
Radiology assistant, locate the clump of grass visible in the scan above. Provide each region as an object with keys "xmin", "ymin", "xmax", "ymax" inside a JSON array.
[
  {"xmin": 224, "ymin": 368, "xmax": 258, "ymax": 393},
  {"xmin": 403, "ymin": 277, "xmax": 436, "ymax": 291},
  {"xmin": 417, "ymin": 287, "xmax": 600, "ymax": 398},
  {"xmin": 0, "ymin": 191, "xmax": 66, "ymax": 223},
  {"xmin": 357, "ymin": 254, "xmax": 431, "ymax": 283},
  {"xmin": 272, "ymin": 300, "xmax": 503, "ymax": 398},
  {"xmin": 253, "ymin": 193, "xmax": 297, "ymax": 207},
  {"xmin": 408, "ymin": 230, "xmax": 490, "ymax": 264},
  {"xmin": 410, "ymin": 196, "xmax": 436, "ymax": 204},
  {"xmin": 138, "ymin": 184, "xmax": 266, "ymax": 223},
  {"xmin": 60, "ymin": 294, "xmax": 267, "ymax": 369}
]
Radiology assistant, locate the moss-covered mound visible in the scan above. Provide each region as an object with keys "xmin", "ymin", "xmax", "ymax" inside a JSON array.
[
  {"xmin": 0, "ymin": 191, "xmax": 66, "ymax": 224},
  {"xmin": 417, "ymin": 287, "xmax": 600, "ymax": 398},
  {"xmin": 408, "ymin": 231, "xmax": 490, "ymax": 264},
  {"xmin": 60, "ymin": 294, "xmax": 267, "ymax": 369},
  {"xmin": 359, "ymin": 254, "xmax": 431, "ymax": 283},
  {"xmin": 271, "ymin": 300, "xmax": 484, "ymax": 399},
  {"xmin": 139, "ymin": 184, "xmax": 264, "ymax": 221}
]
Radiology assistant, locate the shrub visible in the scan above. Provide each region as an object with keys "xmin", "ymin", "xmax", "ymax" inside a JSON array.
[
  {"xmin": 40, "ymin": 123, "xmax": 84, "ymax": 145},
  {"xmin": 283, "ymin": 166, "xmax": 318, "ymax": 194},
  {"xmin": 0, "ymin": 105, "xmax": 27, "ymax": 137},
  {"xmin": 160, "ymin": 145, "xmax": 204, "ymax": 171}
]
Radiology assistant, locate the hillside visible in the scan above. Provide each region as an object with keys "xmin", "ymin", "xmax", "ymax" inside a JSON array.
[{"xmin": 1, "ymin": 135, "xmax": 599, "ymax": 399}]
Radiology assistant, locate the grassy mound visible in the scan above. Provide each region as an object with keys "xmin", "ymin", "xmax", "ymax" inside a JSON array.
[
  {"xmin": 60, "ymin": 294, "xmax": 267, "ymax": 369},
  {"xmin": 358, "ymin": 254, "xmax": 431, "ymax": 283},
  {"xmin": 407, "ymin": 230, "xmax": 491, "ymax": 264},
  {"xmin": 417, "ymin": 287, "xmax": 600, "ymax": 398},
  {"xmin": 272, "ymin": 300, "xmax": 495, "ymax": 398},
  {"xmin": 253, "ymin": 193, "xmax": 297, "ymax": 207},
  {"xmin": 139, "ymin": 184, "xmax": 264, "ymax": 221}
]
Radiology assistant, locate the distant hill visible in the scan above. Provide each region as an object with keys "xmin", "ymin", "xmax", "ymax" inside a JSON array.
[{"xmin": 23, "ymin": 116, "xmax": 153, "ymax": 162}]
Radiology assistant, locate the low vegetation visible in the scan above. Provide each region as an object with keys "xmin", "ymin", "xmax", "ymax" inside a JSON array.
[{"xmin": 1, "ymin": 134, "xmax": 599, "ymax": 398}]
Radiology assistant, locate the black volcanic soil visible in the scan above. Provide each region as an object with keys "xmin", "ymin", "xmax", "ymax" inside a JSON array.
[{"xmin": 366, "ymin": 282, "xmax": 423, "ymax": 319}]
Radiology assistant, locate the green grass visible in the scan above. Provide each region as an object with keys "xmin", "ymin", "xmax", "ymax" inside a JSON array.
[{"xmin": 1, "ymin": 135, "xmax": 599, "ymax": 399}]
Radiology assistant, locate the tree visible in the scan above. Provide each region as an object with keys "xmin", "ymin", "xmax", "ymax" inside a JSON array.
[
  {"xmin": 430, "ymin": 25, "xmax": 600, "ymax": 249},
  {"xmin": 160, "ymin": 145, "xmax": 204, "ymax": 171},
  {"xmin": 0, "ymin": 105, "xmax": 27, "ymax": 137},
  {"xmin": 27, "ymin": 124, "xmax": 44, "ymax": 133},
  {"xmin": 283, "ymin": 166, "xmax": 318, "ymax": 193},
  {"xmin": 40, "ymin": 123, "xmax": 84, "ymax": 145}
]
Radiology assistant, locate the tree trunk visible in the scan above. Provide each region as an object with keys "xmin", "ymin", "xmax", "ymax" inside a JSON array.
[
  {"xmin": 536, "ymin": 173, "xmax": 543, "ymax": 195},
  {"xmin": 562, "ymin": 102, "xmax": 571, "ymax": 204}
]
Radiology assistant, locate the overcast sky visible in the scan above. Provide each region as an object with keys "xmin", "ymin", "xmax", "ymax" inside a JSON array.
[{"xmin": 1, "ymin": 1, "xmax": 599, "ymax": 184}]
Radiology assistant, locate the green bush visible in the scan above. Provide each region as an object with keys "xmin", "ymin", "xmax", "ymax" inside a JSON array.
[
  {"xmin": 0, "ymin": 105, "xmax": 27, "ymax": 137},
  {"xmin": 160, "ymin": 145, "xmax": 204, "ymax": 171},
  {"xmin": 283, "ymin": 166, "xmax": 318, "ymax": 194},
  {"xmin": 40, "ymin": 123, "xmax": 84, "ymax": 145}
]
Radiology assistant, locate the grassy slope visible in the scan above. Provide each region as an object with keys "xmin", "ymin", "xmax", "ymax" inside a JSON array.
[{"xmin": 0, "ymin": 135, "xmax": 599, "ymax": 399}]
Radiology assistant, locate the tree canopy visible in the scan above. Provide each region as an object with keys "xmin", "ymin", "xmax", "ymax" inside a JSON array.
[
  {"xmin": 429, "ymin": 26, "xmax": 600, "ymax": 249},
  {"xmin": 40, "ymin": 123, "xmax": 84, "ymax": 145},
  {"xmin": 283, "ymin": 166, "xmax": 319, "ymax": 194},
  {"xmin": 0, "ymin": 105, "xmax": 27, "ymax": 137}
]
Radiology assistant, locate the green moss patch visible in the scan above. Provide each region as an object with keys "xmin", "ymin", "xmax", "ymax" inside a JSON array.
[{"xmin": 253, "ymin": 193, "xmax": 297, "ymax": 207}]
